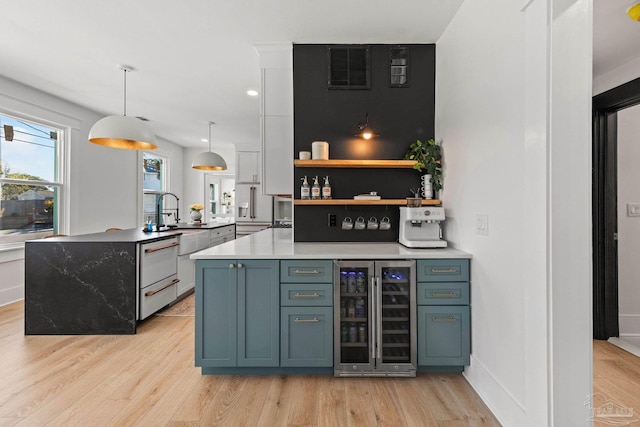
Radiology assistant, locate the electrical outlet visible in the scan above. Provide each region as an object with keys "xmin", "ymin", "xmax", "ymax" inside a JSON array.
[
  {"xmin": 328, "ymin": 213, "xmax": 337, "ymax": 227},
  {"xmin": 627, "ymin": 203, "xmax": 640, "ymax": 217},
  {"xmin": 476, "ymin": 214, "xmax": 488, "ymax": 235}
]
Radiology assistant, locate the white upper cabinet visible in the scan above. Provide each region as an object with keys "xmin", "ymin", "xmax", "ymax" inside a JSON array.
[
  {"xmin": 262, "ymin": 68, "xmax": 293, "ymax": 116},
  {"xmin": 236, "ymin": 151, "xmax": 261, "ymax": 183},
  {"xmin": 255, "ymin": 43, "xmax": 293, "ymax": 196}
]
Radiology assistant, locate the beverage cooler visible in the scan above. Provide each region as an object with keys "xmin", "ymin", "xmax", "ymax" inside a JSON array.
[{"xmin": 334, "ymin": 260, "xmax": 416, "ymax": 377}]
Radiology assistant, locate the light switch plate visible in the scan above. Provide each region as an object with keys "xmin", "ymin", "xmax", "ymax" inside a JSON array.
[
  {"xmin": 628, "ymin": 203, "xmax": 640, "ymax": 217},
  {"xmin": 476, "ymin": 214, "xmax": 489, "ymax": 235}
]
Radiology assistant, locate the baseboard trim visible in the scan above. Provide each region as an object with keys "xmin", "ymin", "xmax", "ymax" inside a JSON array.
[
  {"xmin": 609, "ymin": 336, "xmax": 640, "ymax": 357},
  {"xmin": 463, "ymin": 355, "xmax": 526, "ymax": 427},
  {"xmin": 0, "ymin": 285, "xmax": 24, "ymax": 308}
]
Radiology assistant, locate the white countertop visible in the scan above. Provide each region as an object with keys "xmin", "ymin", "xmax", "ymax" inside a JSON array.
[{"xmin": 191, "ymin": 228, "xmax": 471, "ymax": 260}]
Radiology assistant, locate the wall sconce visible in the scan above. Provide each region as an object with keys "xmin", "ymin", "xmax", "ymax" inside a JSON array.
[{"xmin": 356, "ymin": 113, "xmax": 377, "ymax": 140}]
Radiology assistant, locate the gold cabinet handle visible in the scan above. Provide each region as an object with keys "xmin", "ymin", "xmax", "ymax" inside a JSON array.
[
  {"xmin": 293, "ymin": 269, "xmax": 320, "ymax": 275},
  {"xmin": 294, "ymin": 317, "xmax": 320, "ymax": 323},
  {"xmin": 431, "ymin": 292, "xmax": 459, "ymax": 298},
  {"xmin": 431, "ymin": 268, "xmax": 457, "ymax": 273},
  {"xmin": 432, "ymin": 316, "xmax": 458, "ymax": 322},
  {"xmin": 294, "ymin": 292, "xmax": 321, "ymax": 298},
  {"xmin": 145, "ymin": 278, "xmax": 180, "ymax": 296},
  {"xmin": 144, "ymin": 241, "xmax": 180, "ymax": 253},
  {"xmin": 238, "ymin": 263, "xmax": 244, "ymax": 268},
  {"xmin": 229, "ymin": 263, "xmax": 235, "ymax": 269}
]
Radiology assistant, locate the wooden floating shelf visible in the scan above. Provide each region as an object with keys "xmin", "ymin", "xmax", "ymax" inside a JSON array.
[
  {"xmin": 294, "ymin": 199, "xmax": 442, "ymax": 206},
  {"xmin": 294, "ymin": 159, "xmax": 418, "ymax": 168}
]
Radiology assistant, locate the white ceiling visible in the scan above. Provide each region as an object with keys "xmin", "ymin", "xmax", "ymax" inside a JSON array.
[
  {"xmin": 0, "ymin": 0, "xmax": 637, "ymax": 151},
  {"xmin": 0, "ymin": 0, "xmax": 463, "ymax": 150}
]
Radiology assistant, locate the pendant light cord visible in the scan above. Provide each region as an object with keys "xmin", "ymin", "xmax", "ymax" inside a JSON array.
[
  {"xmin": 123, "ymin": 68, "xmax": 128, "ymax": 117},
  {"xmin": 208, "ymin": 121, "xmax": 215, "ymax": 151}
]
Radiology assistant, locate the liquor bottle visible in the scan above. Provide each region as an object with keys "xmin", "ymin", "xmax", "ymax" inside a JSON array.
[
  {"xmin": 356, "ymin": 271, "xmax": 366, "ymax": 293},
  {"xmin": 347, "ymin": 271, "xmax": 356, "ymax": 293},
  {"xmin": 347, "ymin": 299, "xmax": 356, "ymax": 318}
]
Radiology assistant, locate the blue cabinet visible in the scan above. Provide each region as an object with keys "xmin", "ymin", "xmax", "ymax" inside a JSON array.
[
  {"xmin": 417, "ymin": 305, "xmax": 470, "ymax": 366},
  {"xmin": 281, "ymin": 306, "xmax": 333, "ymax": 367},
  {"xmin": 416, "ymin": 259, "xmax": 470, "ymax": 368},
  {"xmin": 195, "ymin": 259, "xmax": 279, "ymax": 368},
  {"xmin": 280, "ymin": 260, "xmax": 333, "ymax": 367}
]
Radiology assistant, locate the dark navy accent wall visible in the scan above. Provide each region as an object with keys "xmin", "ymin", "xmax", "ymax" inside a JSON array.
[{"xmin": 293, "ymin": 44, "xmax": 436, "ymax": 242}]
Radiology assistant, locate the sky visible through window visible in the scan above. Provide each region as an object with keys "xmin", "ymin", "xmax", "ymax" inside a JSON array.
[{"xmin": 0, "ymin": 115, "xmax": 56, "ymax": 181}]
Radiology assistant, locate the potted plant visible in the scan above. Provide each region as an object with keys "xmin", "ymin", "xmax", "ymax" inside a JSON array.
[{"xmin": 403, "ymin": 139, "xmax": 443, "ymax": 196}]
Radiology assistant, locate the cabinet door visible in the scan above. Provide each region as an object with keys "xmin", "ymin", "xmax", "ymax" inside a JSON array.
[
  {"xmin": 262, "ymin": 115, "xmax": 293, "ymax": 195},
  {"xmin": 417, "ymin": 305, "xmax": 470, "ymax": 366},
  {"xmin": 237, "ymin": 260, "xmax": 280, "ymax": 367},
  {"xmin": 281, "ymin": 306, "xmax": 333, "ymax": 367},
  {"xmin": 236, "ymin": 151, "xmax": 261, "ymax": 183},
  {"xmin": 195, "ymin": 260, "xmax": 237, "ymax": 367}
]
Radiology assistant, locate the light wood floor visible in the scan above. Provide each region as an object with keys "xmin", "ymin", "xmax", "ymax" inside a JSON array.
[
  {"xmin": 0, "ymin": 298, "xmax": 499, "ymax": 426},
  {"xmin": 592, "ymin": 339, "xmax": 640, "ymax": 426}
]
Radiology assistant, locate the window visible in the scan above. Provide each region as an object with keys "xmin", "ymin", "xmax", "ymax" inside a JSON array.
[
  {"xmin": 327, "ymin": 45, "xmax": 371, "ymax": 89},
  {"xmin": 142, "ymin": 152, "xmax": 167, "ymax": 225},
  {"xmin": 0, "ymin": 113, "xmax": 64, "ymax": 245}
]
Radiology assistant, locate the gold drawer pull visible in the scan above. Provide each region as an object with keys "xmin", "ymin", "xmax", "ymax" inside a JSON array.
[
  {"xmin": 431, "ymin": 268, "xmax": 457, "ymax": 274},
  {"xmin": 293, "ymin": 269, "xmax": 321, "ymax": 275},
  {"xmin": 145, "ymin": 278, "xmax": 180, "ymax": 296},
  {"xmin": 432, "ymin": 316, "xmax": 458, "ymax": 322},
  {"xmin": 431, "ymin": 292, "xmax": 459, "ymax": 298},
  {"xmin": 145, "ymin": 241, "xmax": 180, "ymax": 253},
  {"xmin": 294, "ymin": 317, "xmax": 320, "ymax": 323},
  {"xmin": 294, "ymin": 292, "xmax": 321, "ymax": 298}
]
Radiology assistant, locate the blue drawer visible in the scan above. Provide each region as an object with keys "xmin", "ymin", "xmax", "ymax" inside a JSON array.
[
  {"xmin": 417, "ymin": 259, "xmax": 469, "ymax": 282},
  {"xmin": 417, "ymin": 282, "xmax": 469, "ymax": 305},
  {"xmin": 280, "ymin": 283, "xmax": 333, "ymax": 307},
  {"xmin": 280, "ymin": 260, "xmax": 333, "ymax": 283}
]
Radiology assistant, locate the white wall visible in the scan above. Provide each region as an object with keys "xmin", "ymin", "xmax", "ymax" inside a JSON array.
[
  {"xmin": 618, "ymin": 104, "xmax": 640, "ymax": 341},
  {"xmin": 593, "ymin": 56, "xmax": 640, "ymax": 96},
  {"xmin": 0, "ymin": 75, "xmax": 184, "ymax": 306},
  {"xmin": 436, "ymin": 0, "xmax": 592, "ymax": 425}
]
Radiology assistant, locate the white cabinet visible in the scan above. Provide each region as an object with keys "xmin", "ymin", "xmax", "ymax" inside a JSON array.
[
  {"xmin": 236, "ymin": 151, "xmax": 261, "ymax": 183},
  {"xmin": 256, "ymin": 44, "xmax": 293, "ymax": 196},
  {"xmin": 262, "ymin": 68, "xmax": 293, "ymax": 116},
  {"xmin": 262, "ymin": 115, "xmax": 293, "ymax": 196},
  {"xmin": 139, "ymin": 237, "xmax": 179, "ymax": 320}
]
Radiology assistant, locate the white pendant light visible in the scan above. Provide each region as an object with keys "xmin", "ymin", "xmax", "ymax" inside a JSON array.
[
  {"xmin": 192, "ymin": 121, "xmax": 227, "ymax": 171},
  {"xmin": 89, "ymin": 65, "xmax": 158, "ymax": 150}
]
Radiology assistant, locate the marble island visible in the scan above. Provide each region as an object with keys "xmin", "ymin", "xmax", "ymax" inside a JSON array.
[
  {"xmin": 24, "ymin": 222, "xmax": 235, "ymax": 335},
  {"xmin": 191, "ymin": 228, "xmax": 471, "ymax": 260}
]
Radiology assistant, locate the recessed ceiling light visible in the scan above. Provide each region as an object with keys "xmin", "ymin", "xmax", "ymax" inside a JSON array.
[
  {"xmin": 201, "ymin": 138, "xmax": 208, "ymax": 142},
  {"xmin": 247, "ymin": 89, "xmax": 259, "ymax": 97}
]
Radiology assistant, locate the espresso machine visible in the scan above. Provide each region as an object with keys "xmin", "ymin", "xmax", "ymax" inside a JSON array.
[{"xmin": 398, "ymin": 206, "xmax": 447, "ymax": 248}]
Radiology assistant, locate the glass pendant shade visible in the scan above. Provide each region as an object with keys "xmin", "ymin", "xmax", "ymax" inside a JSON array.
[
  {"xmin": 192, "ymin": 121, "xmax": 227, "ymax": 170},
  {"xmin": 89, "ymin": 115, "xmax": 158, "ymax": 149}
]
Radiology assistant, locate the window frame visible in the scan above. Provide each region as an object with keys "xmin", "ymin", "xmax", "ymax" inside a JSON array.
[
  {"xmin": 139, "ymin": 149, "xmax": 171, "ymax": 226},
  {"xmin": 0, "ymin": 108, "xmax": 70, "ymax": 250}
]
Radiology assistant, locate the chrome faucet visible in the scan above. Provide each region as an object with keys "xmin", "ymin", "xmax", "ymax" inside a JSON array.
[{"xmin": 156, "ymin": 192, "xmax": 180, "ymax": 230}]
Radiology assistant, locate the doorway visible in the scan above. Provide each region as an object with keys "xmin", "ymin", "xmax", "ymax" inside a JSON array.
[{"xmin": 592, "ymin": 76, "xmax": 640, "ymax": 340}]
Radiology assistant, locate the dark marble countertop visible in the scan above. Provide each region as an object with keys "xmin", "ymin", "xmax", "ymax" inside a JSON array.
[{"xmin": 28, "ymin": 222, "xmax": 236, "ymax": 244}]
